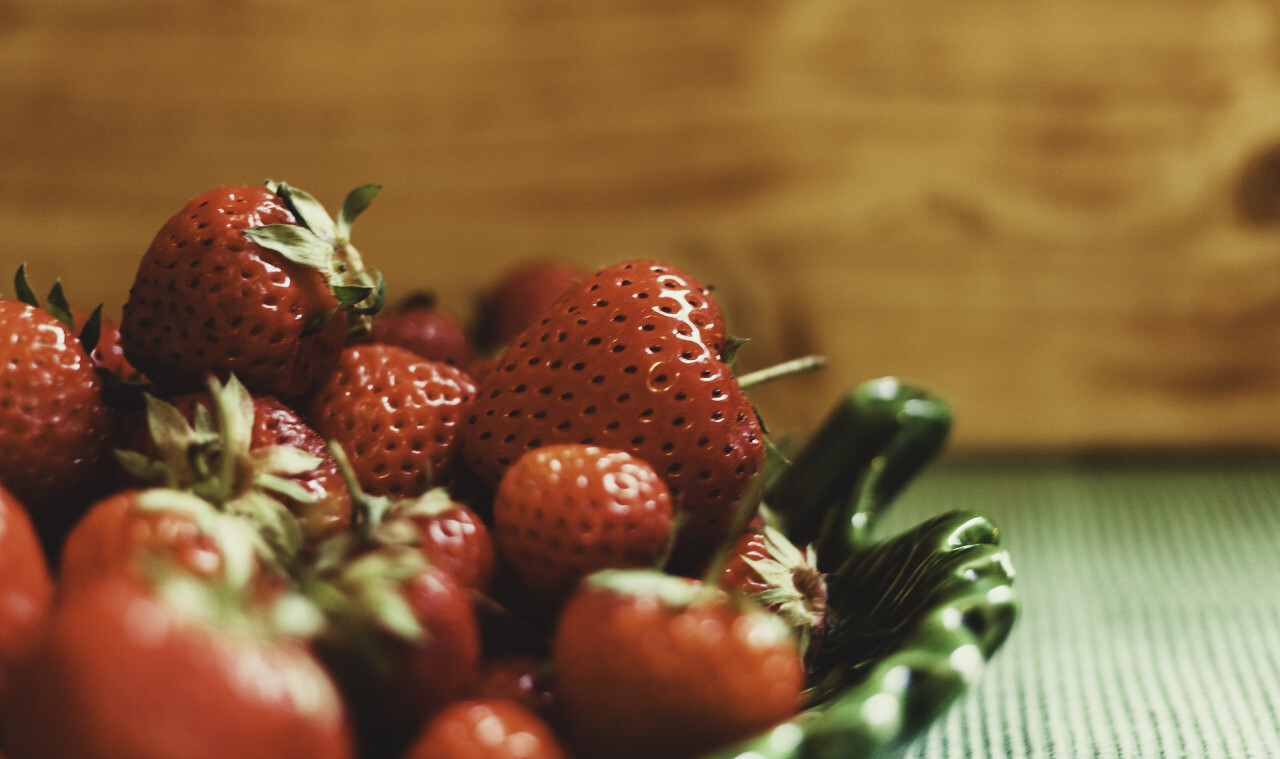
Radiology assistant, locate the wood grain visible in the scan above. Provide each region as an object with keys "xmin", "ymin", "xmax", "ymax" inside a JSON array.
[{"xmin": 3, "ymin": 0, "xmax": 1280, "ymax": 452}]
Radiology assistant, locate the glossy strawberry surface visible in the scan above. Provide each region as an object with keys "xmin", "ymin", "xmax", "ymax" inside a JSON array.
[
  {"xmin": 492, "ymin": 444, "xmax": 673, "ymax": 603},
  {"xmin": 553, "ymin": 569, "xmax": 804, "ymax": 759},
  {"xmin": 307, "ymin": 344, "xmax": 478, "ymax": 497},
  {"xmin": 0, "ymin": 299, "xmax": 118, "ymax": 519},
  {"xmin": 404, "ymin": 698, "xmax": 567, "ymax": 759},
  {"xmin": 120, "ymin": 185, "xmax": 348, "ymax": 399},
  {"xmin": 0, "ymin": 485, "xmax": 52, "ymax": 704},
  {"xmin": 463, "ymin": 260, "xmax": 764, "ymax": 570}
]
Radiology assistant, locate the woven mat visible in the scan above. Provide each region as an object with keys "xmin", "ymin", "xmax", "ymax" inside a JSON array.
[{"xmin": 878, "ymin": 457, "xmax": 1280, "ymax": 759}]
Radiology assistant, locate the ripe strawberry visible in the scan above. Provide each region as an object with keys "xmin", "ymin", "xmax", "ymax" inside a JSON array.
[
  {"xmin": 120, "ymin": 182, "xmax": 383, "ymax": 399},
  {"xmin": 395, "ymin": 487, "xmax": 496, "ymax": 593},
  {"xmin": 474, "ymin": 258, "xmax": 585, "ymax": 353},
  {"xmin": 0, "ymin": 485, "xmax": 53, "ymax": 706},
  {"xmin": 470, "ymin": 655, "xmax": 556, "ymax": 717},
  {"xmin": 462, "ymin": 260, "xmax": 765, "ymax": 571},
  {"xmin": 129, "ymin": 387, "xmax": 354, "ymax": 547},
  {"xmin": 404, "ymin": 698, "xmax": 568, "ymax": 759},
  {"xmin": 492, "ymin": 444, "xmax": 674, "ymax": 604},
  {"xmin": 720, "ymin": 525, "xmax": 828, "ymax": 655},
  {"xmin": 0, "ymin": 296, "xmax": 118, "ymax": 540},
  {"xmin": 306, "ymin": 343, "xmax": 478, "ymax": 498},
  {"xmin": 368, "ymin": 292, "xmax": 471, "ymax": 368},
  {"xmin": 3, "ymin": 574, "xmax": 352, "ymax": 759},
  {"xmin": 553, "ymin": 568, "xmax": 805, "ymax": 759}
]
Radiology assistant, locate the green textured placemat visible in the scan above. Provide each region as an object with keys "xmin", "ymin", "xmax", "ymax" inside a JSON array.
[{"xmin": 880, "ymin": 457, "xmax": 1280, "ymax": 759}]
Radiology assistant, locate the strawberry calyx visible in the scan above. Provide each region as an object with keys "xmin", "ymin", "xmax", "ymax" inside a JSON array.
[
  {"xmin": 115, "ymin": 375, "xmax": 318, "ymax": 561},
  {"xmin": 728, "ymin": 525, "xmax": 828, "ymax": 657},
  {"xmin": 245, "ymin": 181, "xmax": 386, "ymax": 338}
]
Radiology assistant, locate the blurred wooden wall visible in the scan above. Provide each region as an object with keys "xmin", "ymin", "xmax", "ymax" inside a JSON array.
[{"xmin": 3, "ymin": 0, "xmax": 1280, "ymax": 453}]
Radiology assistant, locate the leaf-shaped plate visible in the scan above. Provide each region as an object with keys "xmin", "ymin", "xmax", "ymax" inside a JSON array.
[{"xmin": 702, "ymin": 377, "xmax": 1019, "ymax": 759}]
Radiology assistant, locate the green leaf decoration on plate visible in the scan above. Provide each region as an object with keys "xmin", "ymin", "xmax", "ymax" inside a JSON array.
[{"xmin": 703, "ymin": 377, "xmax": 1019, "ymax": 759}]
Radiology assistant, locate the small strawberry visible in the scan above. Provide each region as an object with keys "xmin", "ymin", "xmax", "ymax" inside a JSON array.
[
  {"xmin": 553, "ymin": 568, "xmax": 805, "ymax": 759},
  {"xmin": 395, "ymin": 487, "xmax": 496, "ymax": 593},
  {"xmin": 120, "ymin": 182, "xmax": 384, "ymax": 399},
  {"xmin": 0, "ymin": 484, "xmax": 53, "ymax": 707},
  {"xmin": 367, "ymin": 291, "xmax": 471, "ymax": 368},
  {"xmin": 473, "ymin": 258, "xmax": 585, "ymax": 353},
  {"xmin": 306, "ymin": 343, "xmax": 478, "ymax": 498},
  {"xmin": 491, "ymin": 444, "xmax": 674, "ymax": 605},
  {"xmin": 404, "ymin": 698, "xmax": 568, "ymax": 759},
  {"xmin": 720, "ymin": 525, "xmax": 828, "ymax": 655},
  {"xmin": 462, "ymin": 260, "xmax": 765, "ymax": 571},
  {"xmin": 470, "ymin": 655, "xmax": 556, "ymax": 717},
  {"xmin": 0, "ymin": 281, "xmax": 119, "ymax": 543}
]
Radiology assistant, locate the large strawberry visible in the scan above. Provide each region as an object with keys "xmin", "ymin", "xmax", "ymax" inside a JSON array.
[
  {"xmin": 306, "ymin": 343, "xmax": 478, "ymax": 498},
  {"xmin": 462, "ymin": 260, "xmax": 765, "ymax": 571},
  {"xmin": 553, "ymin": 568, "xmax": 805, "ymax": 759},
  {"xmin": 0, "ymin": 484, "xmax": 53, "ymax": 707},
  {"xmin": 0, "ymin": 294, "xmax": 118, "ymax": 541},
  {"xmin": 3, "ymin": 573, "xmax": 352, "ymax": 759},
  {"xmin": 367, "ymin": 292, "xmax": 472, "ymax": 368},
  {"xmin": 120, "ymin": 182, "xmax": 383, "ymax": 399},
  {"xmin": 492, "ymin": 444, "xmax": 674, "ymax": 605}
]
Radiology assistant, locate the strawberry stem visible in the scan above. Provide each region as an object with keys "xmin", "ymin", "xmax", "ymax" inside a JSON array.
[{"xmin": 737, "ymin": 354, "xmax": 827, "ymax": 390}]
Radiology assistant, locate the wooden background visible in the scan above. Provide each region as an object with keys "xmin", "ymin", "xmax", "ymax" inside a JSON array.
[{"xmin": 3, "ymin": 0, "xmax": 1280, "ymax": 453}]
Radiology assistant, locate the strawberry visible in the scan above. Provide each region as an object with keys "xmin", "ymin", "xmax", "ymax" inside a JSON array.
[
  {"xmin": 367, "ymin": 292, "xmax": 471, "ymax": 368},
  {"xmin": 462, "ymin": 259, "xmax": 765, "ymax": 571},
  {"xmin": 470, "ymin": 655, "xmax": 556, "ymax": 717},
  {"xmin": 552, "ymin": 568, "xmax": 805, "ymax": 759},
  {"xmin": 121, "ymin": 385, "xmax": 353, "ymax": 547},
  {"xmin": 0, "ymin": 293, "xmax": 118, "ymax": 542},
  {"xmin": 120, "ymin": 182, "xmax": 383, "ymax": 399},
  {"xmin": 306, "ymin": 343, "xmax": 478, "ymax": 498},
  {"xmin": 404, "ymin": 698, "xmax": 568, "ymax": 759},
  {"xmin": 0, "ymin": 485, "xmax": 53, "ymax": 707},
  {"xmin": 491, "ymin": 444, "xmax": 674, "ymax": 605},
  {"xmin": 3, "ymin": 573, "xmax": 352, "ymax": 759},
  {"xmin": 474, "ymin": 258, "xmax": 585, "ymax": 353},
  {"xmin": 396, "ymin": 487, "xmax": 496, "ymax": 593},
  {"xmin": 719, "ymin": 525, "xmax": 828, "ymax": 655}
]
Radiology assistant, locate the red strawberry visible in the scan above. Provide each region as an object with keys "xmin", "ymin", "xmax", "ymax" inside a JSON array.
[
  {"xmin": 470, "ymin": 655, "xmax": 556, "ymax": 717},
  {"xmin": 720, "ymin": 525, "xmax": 828, "ymax": 654},
  {"xmin": 120, "ymin": 182, "xmax": 383, "ymax": 399},
  {"xmin": 3, "ymin": 574, "xmax": 353, "ymax": 759},
  {"xmin": 395, "ymin": 488, "xmax": 496, "ymax": 593},
  {"xmin": 553, "ymin": 568, "xmax": 804, "ymax": 759},
  {"xmin": 306, "ymin": 343, "xmax": 478, "ymax": 498},
  {"xmin": 491, "ymin": 444, "xmax": 674, "ymax": 604},
  {"xmin": 462, "ymin": 260, "xmax": 765, "ymax": 571},
  {"xmin": 312, "ymin": 543, "xmax": 481, "ymax": 754},
  {"xmin": 0, "ymin": 485, "xmax": 53, "ymax": 706},
  {"xmin": 0, "ymin": 297, "xmax": 118, "ymax": 538},
  {"xmin": 368, "ymin": 292, "xmax": 471, "ymax": 368},
  {"xmin": 474, "ymin": 258, "xmax": 585, "ymax": 353},
  {"xmin": 135, "ymin": 388, "xmax": 354, "ymax": 546},
  {"xmin": 404, "ymin": 698, "xmax": 568, "ymax": 759}
]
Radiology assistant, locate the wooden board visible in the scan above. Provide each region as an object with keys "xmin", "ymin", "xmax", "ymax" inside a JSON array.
[{"xmin": 3, "ymin": 0, "xmax": 1280, "ymax": 452}]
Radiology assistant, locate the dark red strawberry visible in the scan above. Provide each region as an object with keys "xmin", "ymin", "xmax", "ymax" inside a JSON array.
[
  {"xmin": 3, "ymin": 573, "xmax": 353, "ymax": 759},
  {"xmin": 306, "ymin": 343, "xmax": 478, "ymax": 498},
  {"xmin": 404, "ymin": 698, "xmax": 568, "ymax": 759},
  {"xmin": 368, "ymin": 292, "xmax": 471, "ymax": 368},
  {"xmin": 462, "ymin": 260, "xmax": 765, "ymax": 571},
  {"xmin": 120, "ymin": 182, "xmax": 383, "ymax": 399},
  {"xmin": 474, "ymin": 258, "xmax": 585, "ymax": 353},
  {"xmin": 132, "ymin": 387, "xmax": 353, "ymax": 547},
  {"xmin": 0, "ymin": 297, "xmax": 119, "ymax": 542},
  {"xmin": 492, "ymin": 444, "xmax": 674, "ymax": 604},
  {"xmin": 0, "ymin": 485, "xmax": 53, "ymax": 707},
  {"xmin": 553, "ymin": 568, "xmax": 804, "ymax": 759},
  {"xmin": 470, "ymin": 655, "xmax": 556, "ymax": 716}
]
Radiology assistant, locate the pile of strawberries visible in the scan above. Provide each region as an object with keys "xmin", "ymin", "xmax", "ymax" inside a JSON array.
[{"xmin": 0, "ymin": 182, "xmax": 831, "ymax": 759}]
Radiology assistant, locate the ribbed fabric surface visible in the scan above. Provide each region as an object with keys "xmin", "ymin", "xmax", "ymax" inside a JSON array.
[{"xmin": 882, "ymin": 457, "xmax": 1280, "ymax": 759}]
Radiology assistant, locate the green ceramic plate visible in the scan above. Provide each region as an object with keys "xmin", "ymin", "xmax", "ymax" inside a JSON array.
[{"xmin": 702, "ymin": 377, "xmax": 1019, "ymax": 759}]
